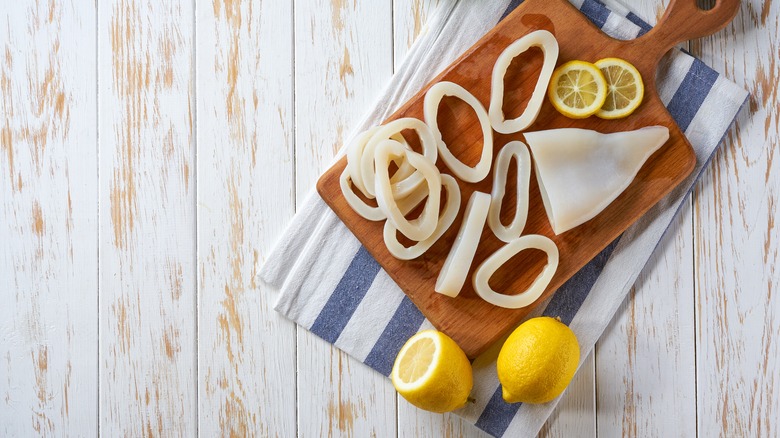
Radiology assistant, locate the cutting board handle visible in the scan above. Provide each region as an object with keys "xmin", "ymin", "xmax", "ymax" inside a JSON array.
[{"xmin": 629, "ymin": 0, "xmax": 740, "ymax": 68}]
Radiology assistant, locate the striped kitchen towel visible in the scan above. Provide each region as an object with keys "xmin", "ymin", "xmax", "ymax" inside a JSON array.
[{"xmin": 260, "ymin": 0, "xmax": 748, "ymax": 436}]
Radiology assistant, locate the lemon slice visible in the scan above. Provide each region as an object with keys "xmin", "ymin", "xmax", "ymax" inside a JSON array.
[
  {"xmin": 595, "ymin": 58, "xmax": 644, "ymax": 119},
  {"xmin": 547, "ymin": 60, "xmax": 608, "ymax": 119},
  {"xmin": 391, "ymin": 330, "xmax": 473, "ymax": 413}
]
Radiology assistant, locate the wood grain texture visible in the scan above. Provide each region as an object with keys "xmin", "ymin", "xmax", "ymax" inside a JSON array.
[
  {"xmin": 196, "ymin": 0, "xmax": 297, "ymax": 436},
  {"xmin": 2, "ymin": 0, "xmax": 777, "ymax": 435},
  {"xmin": 397, "ymin": 399, "xmax": 490, "ymax": 438},
  {"xmin": 539, "ymin": 353, "xmax": 596, "ymax": 438},
  {"xmin": 98, "ymin": 0, "xmax": 196, "ymax": 435},
  {"xmin": 594, "ymin": 2, "xmax": 697, "ymax": 437},
  {"xmin": 691, "ymin": 0, "xmax": 780, "ymax": 435},
  {"xmin": 317, "ymin": 0, "xmax": 704, "ymax": 359},
  {"xmin": 596, "ymin": 208, "xmax": 696, "ymax": 437},
  {"xmin": 0, "ymin": 1, "xmax": 97, "ymax": 436},
  {"xmin": 294, "ymin": 0, "xmax": 398, "ymax": 436},
  {"xmin": 392, "ymin": 0, "xmax": 439, "ymax": 67}
]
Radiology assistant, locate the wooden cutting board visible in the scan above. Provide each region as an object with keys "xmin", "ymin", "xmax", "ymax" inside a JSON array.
[{"xmin": 316, "ymin": 0, "xmax": 739, "ymax": 359}]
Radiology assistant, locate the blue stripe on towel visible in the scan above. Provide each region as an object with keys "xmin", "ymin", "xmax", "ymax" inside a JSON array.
[
  {"xmin": 500, "ymin": 0, "xmax": 524, "ymax": 21},
  {"xmin": 475, "ymin": 386, "xmax": 522, "ymax": 436},
  {"xmin": 309, "ymin": 246, "xmax": 381, "ymax": 343},
  {"xmin": 626, "ymin": 12, "xmax": 652, "ymax": 35},
  {"xmin": 364, "ymin": 296, "xmax": 426, "ymax": 376},
  {"xmin": 580, "ymin": 0, "xmax": 611, "ymax": 28},
  {"xmin": 666, "ymin": 57, "xmax": 719, "ymax": 132},
  {"xmin": 544, "ymin": 238, "xmax": 619, "ymax": 324}
]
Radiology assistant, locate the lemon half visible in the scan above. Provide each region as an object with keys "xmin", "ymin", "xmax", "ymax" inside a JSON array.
[
  {"xmin": 497, "ymin": 317, "xmax": 580, "ymax": 404},
  {"xmin": 595, "ymin": 58, "xmax": 644, "ymax": 119},
  {"xmin": 391, "ymin": 330, "xmax": 473, "ymax": 413},
  {"xmin": 547, "ymin": 60, "xmax": 608, "ymax": 119}
]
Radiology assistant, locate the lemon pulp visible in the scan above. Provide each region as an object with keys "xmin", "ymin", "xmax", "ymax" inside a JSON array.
[
  {"xmin": 548, "ymin": 61, "xmax": 608, "ymax": 119},
  {"xmin": 556, "ymin": 70, "xmax": 601, "ymax": 107},
  {"xmin": 397, "ymin": 337, "xmax": 435, "ymax": 384},
  {"xmin": 595, "ymin": 58, "xmax": 644, "ymax": 119}
]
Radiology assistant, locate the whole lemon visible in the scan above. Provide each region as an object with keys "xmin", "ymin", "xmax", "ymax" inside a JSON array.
[
  {"xmin": 391, "ymin": 330, "xmax": 473, "ymax": 413},
  {"xmin": 497, "ymin": 317, "xmax": 580, "ymax": 404}
]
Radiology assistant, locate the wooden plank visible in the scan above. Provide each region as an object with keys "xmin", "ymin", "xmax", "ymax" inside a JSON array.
[
  {"xmin": 392, "ymin": 0, "xmax": 439, "ymax": 67},
  {"xmin": 0, "ymin": 1, "xmax": 97, "ymax": 435},
  {"xmin": 539, "ymin": 353, "xmax": 596, "ymax": 438},
  {"xmin": 594, "ymin": 1, "xmax": 697, "ymax": 436},
  {"xmin": 97, "ymin": 0, "xmax": 196, "ymax": 434},
  {"xmin": 294, "ymin": 0, "xmax": 398, "ymax": 436},
  {"xmin": 596, "ymin": 208, "xmax": 696, "ymax": 437},
  {"xmin": 196, "ymin": 0, "xmax": 297, "ymax": 435},
  {"xmin": 691, "ymin": 0, "xmax": 780, "ymax": 435},
  {"xmin": 397, "ymin": 400, "xmax": 491, "ymax": 438}
]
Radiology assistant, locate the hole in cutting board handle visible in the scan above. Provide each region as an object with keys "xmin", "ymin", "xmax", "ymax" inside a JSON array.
[{"xmin": 696, "ymin": 0, "xmax": 717, "ymax": 11}]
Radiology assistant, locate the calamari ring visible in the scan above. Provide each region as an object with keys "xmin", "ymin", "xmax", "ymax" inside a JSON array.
[
  {"xmin": 388, "ymin": 167, "xmax": 426, "ymax": 200},
  {"xmin": 346, "ymin": 127, "xmax": 380, "ymax": 197},
  {"xmin": 396, "ymin": 180, "xmax": 432, "ymax": 216},
  {"xmin": 347, "ymin": 128, "xmax": 415, "ymax": 198},
  {"xmin": 374, "ymin": 141, "xmax": 441, "ymax": 241},
  {"xmin": 424, "ymin": 81, "xmax": 493, "ymax": 183},
  {"xmin": 361, "ymin": 118, "xmax": 438, "ymax": 197},
  {"xmin": 489, "ymin": 30, "xmax": 559, "ymax": 134},
  {"xmin": 488, "ymin": 141, "xmax": 531, "ymax": 242},
  {"xmin": 472, "ymin": 234, "xmax": 559, "ymax": 309},
  {"xmin": 434, "ymin": 191, "xmax": 491, "ymax": 297},
  {"xmin": 360, "ymin": 139, "xmax": 427, "ymax": 200},
  {"xmin": 387, "ymin": 134, "xmax": 417, "ymax": 185},
  {"xmin": 384, "ymin": 174, "xmax": 461, "ymax": 260},
  {"xmin": 340, "ymin": 157, "xmax": 428, "ymax": 222},
  {"xmin": 339, "ymin": 169, "xmax": 385, "ymax": 221}
]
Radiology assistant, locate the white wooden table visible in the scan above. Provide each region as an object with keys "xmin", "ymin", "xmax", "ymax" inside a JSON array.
[{"xmin": 1, "ymin": 0, "xmax": 777, "ymax": 436}]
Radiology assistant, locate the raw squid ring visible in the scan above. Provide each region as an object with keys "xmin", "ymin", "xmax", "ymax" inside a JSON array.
[
  {"xmin": 387, "ymin": 134, "xmax": 418, "ymax": 185},
  {"xmin": 434, "ymin": 191, "xmax": 491, "ymax": 298},
  {"xmin": 361, "ymin": 118, "xmax": 438, "ymax": 197},
  {"xmin": 423, "ymin": 81, "xmax": 493, "ymax": 183},
  {"xmin": 360, "ymin": 139, "xmax": 428, "ymax": 200},
  {"xmin": 339, "ymin": 169, "xmax": 386, "ymax": 221},
  {"xmin": 472, "ymin": 234, "xmax": 559, "ymax": 309},
  {"xmin": 384, "ymin": 174, "xmax": 461, "ymax": 260},
  {"xmin": 389, "ymin": 169, "xmax": 427, "ymax": 200},
  {"xmin": 347, "ymin": 128, "xmax": 415, "ymax": 198},
  {"xmin": 386, "ymin": 138, "xmax": 426, "ymax": 200},
  {"xmin": 346, "ymin": 127, "xmax": 380, "ymax": 197},
  {"xmin": 340, "ymin": 157, "xmax": 427, "ymax": 222},
  {"xmin": 396, "ymin": 181, "xmax": 431, "ymax": 216},
  {"xmin": 374, "ymin": 141, "xmax": 441, "ymax": 242},
  {"xmin": 489, "ymin": 30, "xmax": 559, "ymax": 134},
  {"xmin": 488, "ymin": 141, "xmax": 531, "ymax": 242}
]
